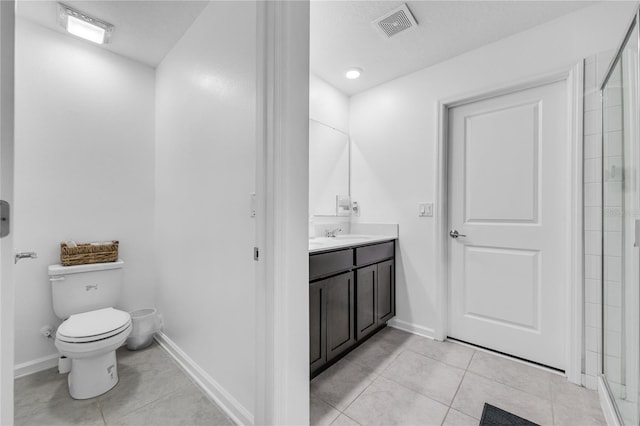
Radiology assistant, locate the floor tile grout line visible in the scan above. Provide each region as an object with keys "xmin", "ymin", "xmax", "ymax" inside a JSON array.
[
  {"xmin": 339, "ymin": 376, "xmax": 377, "ymax": 414},
  {"xmin": 99, "ymin": 375, "xmax": 192, "ymax": 423},
  {"xmin": 15, "ymin": 344, "xmax": 231, "ymax": 426},
  {"xmin": 345, "ymin": 411, "xmax": 365, "ymax": 426},
  {"xmin": 97, "ymin": 399, "xmax": 107, "ymax": 426},
  {"xmin": 311, "ymin": 358, "xmax": 375, "ymax": 414},
  {"xmin": 464, "ymin": 349, "xmax": 570, "ymax": 406},
  {"xmin": 463, "ymin": 368, "xmax": 557, "ymax": 405},
  {"xmin": 347, "ymin": 344, "xmax": 459, "ymax": 421},
  {"xmin": 314, "ymin": 330, "xmax": 601, "ymax": 425},
  {"xmin": 465, "ymin": 349, "xmax": 476, "ymax": 371},
  {"xmin": 402, "ymin": 346, "xmax": 472, "ymax": 371},
  {"xmin": 440, "ymin": 359, "xmax": 472, "ymax": 426},
  {"xmin": 375, "ymin": 362, "xmax": 459, "ymax": 410},
  {"xmin": 315, "ymin": 335, "xmax": 470, "ymax": 419},
  {"xmin": 338, "ymin": 368, "xmax": 384, "ymax": 416},
  {"xmin": 312, "ymin": 344, "xmax": 397, "ymax": 415},
  {"xmin": 450, "ymin": 338, "xmax": 563, "ymax": 377}
]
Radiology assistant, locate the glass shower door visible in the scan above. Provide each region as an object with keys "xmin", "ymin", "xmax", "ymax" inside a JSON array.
[{"xmin": 602, "ymin": 14, "xmax": 640, "ymax": 426}]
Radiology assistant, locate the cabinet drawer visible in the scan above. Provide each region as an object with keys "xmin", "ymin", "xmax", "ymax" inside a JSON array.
[
  {"xmin": 355, "ymin": 241, "xmax": 394, "ymax": 266},
  {"xmin": 310, "ymin": 249, "xmax": 353, "ymax": 280}
]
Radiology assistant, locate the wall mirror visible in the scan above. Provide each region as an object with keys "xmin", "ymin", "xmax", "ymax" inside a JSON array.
[{"xmin": 309, "ymin": 119, "xmax": 350, "ymax": 216}]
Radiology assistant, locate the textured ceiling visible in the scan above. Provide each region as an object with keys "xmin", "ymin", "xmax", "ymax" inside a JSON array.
[
  {"xmin": 311, "ymin": 1, "xmax": 595, "ymax": 96},
  {"xmin": 17, "ymin": 0, "xmax": 208, "ymax": 68}
]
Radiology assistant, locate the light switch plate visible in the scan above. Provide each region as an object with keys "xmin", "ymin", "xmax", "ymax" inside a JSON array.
[{"xmin": 418, "ymin": 202, "xmax": 433, "ymax": 217}]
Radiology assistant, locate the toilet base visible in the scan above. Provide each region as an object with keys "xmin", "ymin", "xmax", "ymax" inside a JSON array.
[{"xmin": 68, "ymin": 350, "xmax": 119, "ymax": 399}]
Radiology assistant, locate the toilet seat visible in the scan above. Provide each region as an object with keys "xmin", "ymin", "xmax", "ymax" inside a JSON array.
[{"xmin": 57, "ymin": 307, "xmax": 131, "ymax": 343}]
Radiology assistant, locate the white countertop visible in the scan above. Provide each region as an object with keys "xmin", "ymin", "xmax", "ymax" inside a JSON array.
[{"xmin": 309, "ymin": 234, "xmax": 397, "ymax": 253}]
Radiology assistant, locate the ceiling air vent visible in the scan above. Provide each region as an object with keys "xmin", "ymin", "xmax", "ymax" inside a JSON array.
[{"xmin": 372, "ymin": 4, "xmax": 418, "ymax": 39}]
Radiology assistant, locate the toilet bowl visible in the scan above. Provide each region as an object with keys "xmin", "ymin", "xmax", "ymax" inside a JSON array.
[
  {"xmin": 55, "ymin": 307, "xmax": 132, "ymax": 399},
  {"xmin": 49, "ymin": 260, "xmax": 130, "ymax": 399}
]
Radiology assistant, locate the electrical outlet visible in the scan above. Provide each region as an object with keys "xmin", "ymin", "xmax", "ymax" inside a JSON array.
[{"xmin": 418, "ymin": 202, "xmax": 433, "ymax": 217}]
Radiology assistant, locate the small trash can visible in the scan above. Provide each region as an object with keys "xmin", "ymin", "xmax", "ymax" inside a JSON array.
[{"xmin": 127, "ymin": 308, "xmax": 159, "ymax": 350}]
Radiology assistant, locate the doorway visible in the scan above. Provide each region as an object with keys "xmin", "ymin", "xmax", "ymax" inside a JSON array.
[
  {"xmin": 447, "ymin": 80, "xmax": 569, "ymax": 370},
  {"xmin": 435, "ymin": 66, "xmax": 584, "ymax": 381}
]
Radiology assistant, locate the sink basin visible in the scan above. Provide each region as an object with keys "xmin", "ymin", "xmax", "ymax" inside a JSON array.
[
  {"xmin": 309, "ymin": 235, "xmax": 373, "ymax": 249},
  {"xmin": 332, "ymin": 235, "xmax": 370, "ymax": 241},
  {"xmin": 309, "ymin": 234, "xmax": 394, "ymax": 252},
  {"xmin": 309, "ymin": 241, "xmax": 327, "ymax": 248}
]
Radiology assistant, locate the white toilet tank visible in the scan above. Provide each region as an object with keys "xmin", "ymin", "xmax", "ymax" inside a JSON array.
[{"xmin": 48, "ymin": 260, "xmax": 124, "ymax": 319}]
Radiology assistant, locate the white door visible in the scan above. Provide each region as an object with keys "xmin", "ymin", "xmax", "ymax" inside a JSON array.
[
  {"xmin": 0, "ymin": 0, "xmax": 15, "ymax": 423},
  {"xmin": 448, "ymin": 80, "xmax": 568, "ymax": 370}
]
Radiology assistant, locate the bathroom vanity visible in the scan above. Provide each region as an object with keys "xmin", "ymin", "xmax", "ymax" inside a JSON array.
[{"xmin": 309, "ymin": 236, "xmax": 396, "ymax": 377}]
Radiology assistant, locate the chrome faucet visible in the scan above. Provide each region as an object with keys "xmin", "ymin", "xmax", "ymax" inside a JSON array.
[{"xmin": 325, "ymin": 228, "xmax": 342, "ymax": 238}]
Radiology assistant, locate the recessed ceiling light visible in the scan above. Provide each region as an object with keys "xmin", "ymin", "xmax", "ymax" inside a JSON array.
[
  {"xmin": 345, "ymin": 68, "xmax": 362, "ymax": 80},
  {"xmin": 58, "ymin": 3, "xmax": 114, "ymax": 44}
]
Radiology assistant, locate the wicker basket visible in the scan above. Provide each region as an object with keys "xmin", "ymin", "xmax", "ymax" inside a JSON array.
[{"xmin": 60, "ymin": 241, "xmax": 119, "ymax": 266}]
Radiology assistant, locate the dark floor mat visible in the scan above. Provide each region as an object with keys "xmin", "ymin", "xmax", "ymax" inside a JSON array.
[{"xmin": 479, "ymin": 403, "xmax": 539, "ymax": 426}]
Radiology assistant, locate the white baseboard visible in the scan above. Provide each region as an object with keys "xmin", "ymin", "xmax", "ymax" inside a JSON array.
[
  {"xmin": 154, "ymin": 332, "xmax": 253, "ymax": 426},
  {"xmin": 598, "ymin": 375, "xmax": 622, "ymax": 426},
  {"xmin": 387, "ymin": 318, "xmax": 435, "ymax": 339},
  {"xmin": 14, "ymin": 353, "xmax": 59, "ymax": 379}
]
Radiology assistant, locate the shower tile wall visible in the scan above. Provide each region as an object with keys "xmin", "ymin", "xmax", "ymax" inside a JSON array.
[
  {"xmin": 603, "ymin": 58, "xmax": 624, "ymax": 397},
  {"xmin": 583, "ymin": 50, "xmax": 616, "ymax": 390}
]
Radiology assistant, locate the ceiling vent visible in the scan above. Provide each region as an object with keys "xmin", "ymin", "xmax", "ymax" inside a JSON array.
[{"xmin": 372, "ymin": 4, "xmax": 418, "ymax": 39}]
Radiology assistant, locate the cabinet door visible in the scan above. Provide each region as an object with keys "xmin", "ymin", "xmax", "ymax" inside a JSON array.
[
  {"xmin": 326, "ymin": 271, "xmax": 356, "ymax": 361},
  {"xmin": 356, "ymin": 265, "xmax": 377, "ymax": 340},
  {"xmin": 309, "ymin": 281, "xmax": 326, "ymax": 374},
  {"xmin": 377, "ymin": 259, "xmax": 395, "ymax": 324}
]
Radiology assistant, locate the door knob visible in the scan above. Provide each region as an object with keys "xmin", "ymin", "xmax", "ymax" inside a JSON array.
[
  {"xmin": 15, "ymin": 251, "xmax": 37, "ymax": 264},
  {"xmin": 449, "ymin": 230, "xmax": 467, "ymax": 239}
]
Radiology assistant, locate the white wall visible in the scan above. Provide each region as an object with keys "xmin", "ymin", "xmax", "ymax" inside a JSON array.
[
  {"xmin": 349, "ymin": 2, "xmax": 636, "ymax": 338},
  {"xmin": 13, "ymin": 19, "xmax": 155, "ymax": 367},
  {"xmin": 310, "ymin": 73, "xmax": 349, "ymax": 133},
  {"xmin": 155, "ymin": 1, "xmax": 257, "ymax": 421}
]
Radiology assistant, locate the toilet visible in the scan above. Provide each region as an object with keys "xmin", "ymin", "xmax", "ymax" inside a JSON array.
[{"xmin": 48, "ymin": 259, "xmax": 132, "ymax": 399}]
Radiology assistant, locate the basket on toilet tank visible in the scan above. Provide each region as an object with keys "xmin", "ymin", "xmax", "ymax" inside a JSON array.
[{"xmin": 60, "ymin": 240, "xmax": 119, "ymax": 266}]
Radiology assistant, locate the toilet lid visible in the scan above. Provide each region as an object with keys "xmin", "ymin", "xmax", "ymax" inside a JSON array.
[{"xmin": 57, "ymin": 307, "xmax": 131, "ymax": 341}]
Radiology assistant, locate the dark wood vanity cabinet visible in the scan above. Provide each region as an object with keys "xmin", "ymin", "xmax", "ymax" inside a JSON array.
[
  {"xmin": 310, "ymin": 240, "xmax": 395, "ymax": 377},
  {"xmin": 325, "ymin": 272, "xmax": 356, "ymax": 361},
  {"xmin": 377, "ymin": 259, "xmax": 395, "ymax": 324},
  {"xmin": 309, "ymin": 281, "xmax": 326, "ymax": 373},
  {"xmin": 309, "ymin": 271, "xmax": 356, "ymax": 375},
  {"xmin": 356, "ymin": 265, "xmax": 377, "ymax": 340},
  {"xmin": 355, "ymin": 259, "xmax": 395, "ymax": 341}
]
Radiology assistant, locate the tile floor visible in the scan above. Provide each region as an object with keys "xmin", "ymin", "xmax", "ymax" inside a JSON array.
[
  {"xmin": 14, "ymin": 342, "xmax": 233, "ymax": 426},
  {"xmin": 13, "ymin": 329, "xmax": 607, "ymax": 426},
  {"xmin": 311, "ymin": 327, "xmax": 606, "ymax": 426}
]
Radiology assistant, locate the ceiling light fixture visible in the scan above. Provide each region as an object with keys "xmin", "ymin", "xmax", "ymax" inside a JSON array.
[
  {"xmin": 345, "ymin": 68, "xmax": 362, "ymax": 80},
  {"xmin": 57, "ymin": 3, "xmax": 114, "ymax": 44}
]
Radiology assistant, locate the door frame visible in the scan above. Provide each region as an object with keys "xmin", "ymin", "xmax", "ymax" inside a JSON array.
[
  {"xmin": 254, "ymin": 1, "xmax": 310, "ymax": 425},
  {"xmin": 0, "ymin": 0, "xmax": 15, "ymax": 423},
  {"xmin": 434, "ymin": 62, "xmax": 584, "ymax": 384}
]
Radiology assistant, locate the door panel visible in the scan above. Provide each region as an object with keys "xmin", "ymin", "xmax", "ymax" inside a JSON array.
[
  {"xmin": 326, "ymin": 272, "xmax": 355, "ymax": 361},
  {"xmin": 356, "ymin": 265, "xmax": 376, "ymax": 340},
  {"xmin": 465, "ymin": 102, "xmax": 539, "ymax": 223},
  {"xmin": 309, "ymin": 281, "xmax": 326, "ymax": 373},
  {"xmin": 464, "ymin": 247, "xmax": 539, "ymax": 330},
  {"xmin": 448, "ymin": 80, "xmax": 567, "ymax": 369},
  {"xmin": 377, "ymin": 260, "xmax": 394, "ymax": 323}
]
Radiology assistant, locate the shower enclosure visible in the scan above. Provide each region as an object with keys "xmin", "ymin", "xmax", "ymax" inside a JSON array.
[{"xmin": 601, "ymin": 8, "xmax": 640, "ymax": 425}]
